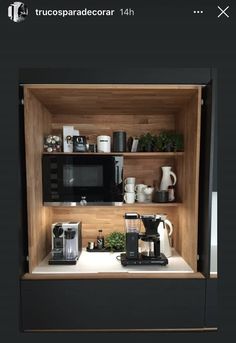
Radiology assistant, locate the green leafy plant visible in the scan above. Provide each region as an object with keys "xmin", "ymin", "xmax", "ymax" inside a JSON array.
[
  {"xmin": 155, "ymin": 131, "xmax": 184, "ymax": 152},
  {"xmin": 105, "ymin": 231, "xmax": 125, "ymax": 251},
  {"xmin": 152, "ymin": 134, "xmax": 164, "ymax": 152},
  {"xmin": 158, "ymin": 131, "xmax": 173, "ymax": 151},
  {"xmin": 137, "ymin": 131, "xmax": 184, "ymax": 152},
  {"xmin": 170, "ymin": 133, "xmax": 184, "ymax": 151},
  {"xmin": 138, "ymin": 132, "xmax": 153, "ymax": 152}
]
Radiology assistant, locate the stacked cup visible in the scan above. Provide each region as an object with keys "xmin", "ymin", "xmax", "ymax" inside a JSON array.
[
  {"xmin": 124, "ymin": 177, "xmax": 136, "ymax": 204},
  {"xmin": 135, "ymin": 184, "xmax": 147, "ymax": 203}
]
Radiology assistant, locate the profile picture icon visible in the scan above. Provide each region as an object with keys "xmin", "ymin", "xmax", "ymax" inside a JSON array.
[{"xmin": 8, "ymin": 2, "xmax": 28, "ymax": 23}]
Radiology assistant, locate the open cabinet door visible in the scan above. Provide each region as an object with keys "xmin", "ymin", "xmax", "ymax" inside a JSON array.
[{"xmin": 198, "ymin": 79, "xmax": 216, "ymax": 276}]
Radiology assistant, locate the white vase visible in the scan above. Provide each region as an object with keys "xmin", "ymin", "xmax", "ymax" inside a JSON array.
[{"xmin": 160, "ymin": 166, "xmax": 177, "ymax": 191}]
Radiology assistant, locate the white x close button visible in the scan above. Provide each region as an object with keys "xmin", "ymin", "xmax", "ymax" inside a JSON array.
[{"xmin": 217, "ymin": 5, "xmax": 230, "ymax": 18}]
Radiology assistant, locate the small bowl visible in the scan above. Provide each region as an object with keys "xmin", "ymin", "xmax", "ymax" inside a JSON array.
[{"xmin": 153, "ymin": 190, "xmax": 169, "ymax": 203}]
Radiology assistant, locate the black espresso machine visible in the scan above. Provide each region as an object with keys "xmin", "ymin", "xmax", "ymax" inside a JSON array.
[{"xmin": 120, "ymin": 213, "xmax": 168, "ymax": 266}]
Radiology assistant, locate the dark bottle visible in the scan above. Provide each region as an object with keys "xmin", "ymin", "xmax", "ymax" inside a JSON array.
[{"xmin": 97, "ymin": 229, "xmax": 105, "ymax": 250}]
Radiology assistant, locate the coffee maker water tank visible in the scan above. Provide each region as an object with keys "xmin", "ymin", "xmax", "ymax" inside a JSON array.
[{"xmin": 124, "ymin": 212, "xmax": 141, "ymax": 233}]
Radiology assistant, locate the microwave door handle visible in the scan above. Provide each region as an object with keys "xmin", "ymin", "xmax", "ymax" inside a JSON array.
[{"xmin": 116, "ymin": 165, "xmax": 119, "ymax": 184}]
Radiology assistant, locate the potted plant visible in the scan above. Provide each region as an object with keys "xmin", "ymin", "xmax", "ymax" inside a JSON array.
[
  {"xmin": 156, "ymin": 131, "xmax": 172, "ymax": 151},
  {"xmin": 105, "ymin": 231, "xmax": 125, "ymax": 251},
  {"xmin": 152, "ymin": 134, "xmax": 163, "ymax": 152},
  {"xmin": 170, "ymin": 133, "xmax": 184, "ymax": 151},
  {"xmin": 138, "ymin": 132, "xmax": 153, "ymax": 152}
]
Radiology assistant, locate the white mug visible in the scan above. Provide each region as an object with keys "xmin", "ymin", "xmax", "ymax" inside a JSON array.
[
  {"xmin": 143, "ymin": 186, "xmax": 154, "ymax": 195},
  {"xmin": 135, "ymin": 192, "xmax": 146, "ymax": 203},
  {"xmin": 125, "ymin": 177, "xmax": 136, "ymax": 185},
  {"xmin": 124, "ymin": 192, "xmax": 135, "ymax": 204},
  {"xmin": 97, "ymin": 135, "xmax": 111, "ymax": 153},
  {"xmin": 135, "ymin": 184, "xmax": 147, "ymax": 193},
  {"xmin": 125, "ymin": 184, "xmax": 135, "ymax": 192}
]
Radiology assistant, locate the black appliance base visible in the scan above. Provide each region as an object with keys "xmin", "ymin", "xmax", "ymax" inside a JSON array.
[
  {"xmin": 120, "ymin": 253, "xmax": 168, "ymax": 266},
  {"xmin": 86, "ymin": 247, "xmax": 124, "ymax": 253},
  {"xmin": 48, "ymin": 255, "xmax": 78, "ymax": 265}
]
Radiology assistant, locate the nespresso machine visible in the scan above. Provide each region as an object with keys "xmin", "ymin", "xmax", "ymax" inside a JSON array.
[
  {"xmin": 48, "ymin": 222, "xmax": 82, "ymax": 265},
  {"xmin": 120, "ymin": 213, "xmax": 168, "ymax": 266}
]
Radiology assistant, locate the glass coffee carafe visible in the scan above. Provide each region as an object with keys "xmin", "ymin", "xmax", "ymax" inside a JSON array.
[
  {"xmin": 64, "ymin": 228, "xmax": 77, "ymax": 260},
  {"xmin": 124, "ymin": 212, "xmax": 141, "ymax": 233}
]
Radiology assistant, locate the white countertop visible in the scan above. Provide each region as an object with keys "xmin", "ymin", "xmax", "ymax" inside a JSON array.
[{"xmin": 32, "ymin": 248, "xmax": 194, "ymax": 274}]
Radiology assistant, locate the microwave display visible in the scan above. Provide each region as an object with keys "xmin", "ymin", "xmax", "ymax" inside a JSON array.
[{"xmin": 42, "ymin": 154, "xmax": 123, "ymax": 205}]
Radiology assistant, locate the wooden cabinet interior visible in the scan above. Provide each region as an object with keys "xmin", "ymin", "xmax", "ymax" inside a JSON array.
[{"xmin": 23, "ymin": 84, "xmax": 202, "ymax": 275}]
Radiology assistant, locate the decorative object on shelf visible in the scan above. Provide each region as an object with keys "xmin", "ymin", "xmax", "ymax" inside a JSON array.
[
  {"xmin": 63, "ymin": 125, "xmax": 80, "ymax": 153},
  {"xmin": 88, "ymin": 143, "xmax": 96, "ymax": 152},
  {"xmin": 137, "ymin": 132, "xmax": 153, "ymax": 152},
  {"xmin": 112, "ymin": 131, "xmax": 127, "ymax": 152},
  {"xmin": 153, "ymin": 190, "xmax": 169, "ymax": 203},
  {"xmin": 136, "ymin": 131, "xmax": 184, "ymax": 152},
  {"xmin": 127, "ymin": 136, "xmax": 139, "ymax": 152},
  {"xmin": 160, "ymin": 166, "xmax": 177, "ymax": 191},
  {"xmin": 153, "ymin": 131, "xmax": 184, "ymax": 152},
  {"xmin": 44, "ymin": 134, "xmax": 62, "ymax": 152},
  {"xmin": 105, "ymin": 231, "xmax": 125, "ymax": 252},
  {"xmin": 170, "ymin": 133, "xmax": 184, "ymax": 152},
  {"xmin": 97, "ymin": 135, "xmax": 111, "ymax": 153},
  {"xmin": 73, "ymin": 135, "xmax": 89, "ymax": 152}
]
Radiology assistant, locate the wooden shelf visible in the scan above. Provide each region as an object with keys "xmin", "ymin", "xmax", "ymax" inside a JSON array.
[
  {"xmin": 123, "ymin": 202, "xmax": 181, "ymax": 207},
  {"xmin": 42, "ymin": 152, "xmax": 184, "ymax": 158},
  {"xmin": 46, "ymin": 202, "xmax": 181, "ymax": 208}
]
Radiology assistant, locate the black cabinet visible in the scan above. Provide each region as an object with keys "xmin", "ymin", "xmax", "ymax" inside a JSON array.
[
  {"xmin": 205, "ymin": 279, "xmax": 218, "ymax": 327},
  {"xmin": 21, "ymin": 279, "xmax": 206, "ymax": 331},
  {"xmin": 19, "ymin": 68, "xmax": 216, "ymax": 331}
]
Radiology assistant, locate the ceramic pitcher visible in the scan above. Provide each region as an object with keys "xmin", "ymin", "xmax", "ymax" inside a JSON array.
[
  {"xmin": 160, "ymin": 166, "xmax": 177, "ymax": 191},
  {"xmin": 158, "ymin": 218, "xmax": 173, "ymax": 258}
]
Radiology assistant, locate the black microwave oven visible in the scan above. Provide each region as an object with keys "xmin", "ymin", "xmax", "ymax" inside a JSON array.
[{"xmin": 42, "ymin": 154, "xmax": 124, "ymax": 206}]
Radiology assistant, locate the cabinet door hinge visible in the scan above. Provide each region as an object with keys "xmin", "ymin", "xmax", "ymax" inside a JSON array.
[
  {"xmin": 26, "ymin": 255, "xmax": 29, "ymax": 262},
  {"xmin": 197, "ymin": 254, "xmax": 200, "ymax": 261},
  {"xmin": 21, "ymin": 99, "xmax": 24, "ymax": 105},
  {"xmin": 201, "ymin": 99, "xmax": 204, "ymax": 106}
]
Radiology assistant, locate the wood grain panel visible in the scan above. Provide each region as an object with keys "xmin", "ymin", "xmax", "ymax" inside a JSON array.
[
  {"xmin": 23, "ymin": 272, "xmax": 204, "ymax": 280},
  {"xmin": 24, "ymin": 88, "xmax": 53, "ymax": 272},
  {"xmin": 175, "ymin": 87, "xmax": 202, "ymax": 271},
  {"xmin": 52, "ymin": 206, "xmax": 178, "ymax": 248},
  {"xmin": 51, "ymin": 114, "xmax": 175, "ymax": 145},
  {"xmin": 124, "ymin": 158, "xmax": 177, "ymax": 189},
  {"xmin": 27, "ymin": 84, "xmax": 199, "ymax": 116}
]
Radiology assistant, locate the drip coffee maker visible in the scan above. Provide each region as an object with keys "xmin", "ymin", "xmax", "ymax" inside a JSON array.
[{"xmin": 120, "ymin": 213, "xmax": 168, "ymax": 266}]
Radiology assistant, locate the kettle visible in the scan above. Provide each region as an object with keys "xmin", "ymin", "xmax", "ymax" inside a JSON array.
[{"xmin": 157, "ymin": 214, "xmax": 173, "ymax": 257}]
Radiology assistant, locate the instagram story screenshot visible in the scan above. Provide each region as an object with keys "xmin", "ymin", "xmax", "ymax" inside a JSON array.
[{"xmin": 0, "ymin": 0, "xmax": 235, "ymax": 342}]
